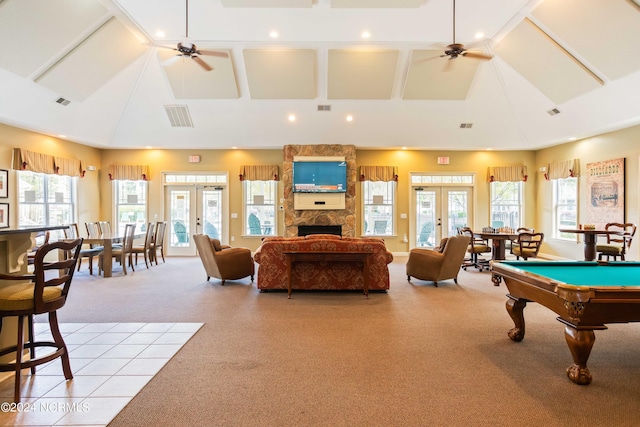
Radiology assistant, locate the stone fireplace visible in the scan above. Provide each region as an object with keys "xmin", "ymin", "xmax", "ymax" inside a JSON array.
[
  {"xmin": 283, "ymin": 145, "xmax": 356, "ymax": 237},
  {"xmin": 298, "ymin": 224, "xmax": 342, "ymax": 236}
]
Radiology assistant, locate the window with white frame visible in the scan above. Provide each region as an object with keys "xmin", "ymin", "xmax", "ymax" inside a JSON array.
[
  {"xmin": 362, "ymin": 181, "xmax": 395, "ymax": 236},
  {"xmin": 18, "ymin": 171, "xmax": 76, "ymax": 238},
  {"xmin": 114, "ymin": 180, "xmax": 148, "ymax": 235},
  {"xmin": 244, "ymin": 180, "xmax": 276, "ymax": 236},
  {"xmin": 490, "ymin": 181, "xmax": 523, "ymax": 229},
  {"xmin": 554, "ymin": 177, "xmax": 578, "ymax": 239}
]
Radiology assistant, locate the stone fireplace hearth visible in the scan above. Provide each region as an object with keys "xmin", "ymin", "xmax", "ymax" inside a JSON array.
[{"xmin": 283, "ymin": 145, "xmax": 356, "ymax": 237}]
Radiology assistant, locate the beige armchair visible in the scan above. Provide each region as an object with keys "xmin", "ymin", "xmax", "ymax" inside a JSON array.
[
  {"xmin": 193, "ymin": 234, "xmax": 255, "ymax": 285},
  {"xmin": 406, "ymin": 234, "xmax": 471, "ymax": 287}
]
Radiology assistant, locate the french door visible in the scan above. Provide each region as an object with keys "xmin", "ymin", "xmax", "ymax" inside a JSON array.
[
  {"xmin": 164, "ymin": 185, "xmax": 226, "ymax": 256},
  {"xmin": 412, "ymin": 186, "xmax": 473, "ymax": 248}
]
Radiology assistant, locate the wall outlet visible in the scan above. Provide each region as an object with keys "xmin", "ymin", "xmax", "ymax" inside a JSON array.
[
  {"xmin": 231, "ymin": 236, "xmax": 235, "ymax": 242},
  {"xmin": 231, "ymin": 212, "xmax": 238, "ymax": 219}
]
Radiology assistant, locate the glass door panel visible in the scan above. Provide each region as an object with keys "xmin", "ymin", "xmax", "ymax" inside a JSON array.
[
  {"xmin": 415, "ymin": 188, "xmax": 439, "ymax": 247},
  {"xmin": 199, "ymin": 187, "xmax": 223, "ymax": 240},
  {"xmin": 168, "ymin": 188, "xmax": 192, "ymax": 256}
]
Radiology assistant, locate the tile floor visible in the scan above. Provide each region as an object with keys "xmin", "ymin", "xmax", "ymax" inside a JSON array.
[{"xmin": 0, "ymin": 322, "xmax": 203, "ymax": 426}]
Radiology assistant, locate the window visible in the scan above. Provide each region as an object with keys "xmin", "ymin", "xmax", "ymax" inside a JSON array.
[
  {"xmin": 18, "ymin": 171, "xmax": 75, "ymax": 237},
  {"xmin": 363, "ymin": 181, "xmax": 395, "ymax": 236},
  {"xmin": 114, "ymin": 180, "xmax": 148, "ymax": 235},
  {"xmin": 554, "ymin": 177, "xmax": 578, "ymax": 239},
  {"xmin": 490, "ymin": 181, "xmax": 523, "ymax": 229},
  {"xmin": 244, "ymin": 181, "xmax": 276, "ymax": 236}
]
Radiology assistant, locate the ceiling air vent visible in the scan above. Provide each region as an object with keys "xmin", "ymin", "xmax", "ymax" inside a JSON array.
[
  {"xmin": 164, "ymin": 105, "xmax": 193, "ymax": 128},
  {"xmin": 55, "ymin": 97, "xmax": 70, "ymax": 106},
  {"xmin": 547, "ymin": 108, "xmax": 561, "ymax": 116},
  {"xmin": 459, "ymin": 123, "xmax": 473, "ymax": 129},
  {"xmin": 317, "ymin": 105, "xmax": 331, "ymax": 111}
]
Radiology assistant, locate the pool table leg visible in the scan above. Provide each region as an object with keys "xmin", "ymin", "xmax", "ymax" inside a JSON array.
[
  {"xmin": 563, "ymin": 325, "xmax": 595, "ymax": 385},
  {"xmin": 506, "ymin": 295, "xmax": 527, "ymax": 341}
]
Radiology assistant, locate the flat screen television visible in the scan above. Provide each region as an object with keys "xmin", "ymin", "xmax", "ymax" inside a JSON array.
[{"xmin": 292, "ymin": 160, "xmax": 347, "ymax": 193}]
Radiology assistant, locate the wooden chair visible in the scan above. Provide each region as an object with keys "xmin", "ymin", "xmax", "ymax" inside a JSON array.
[
  {"xmin": 0, "ymin": 238, "xmax": 83, "ymax": 402},
  {"xmin": 508, "ymin": 227, "xmax": 534, "ymax": 253},
  {"xmin": 132, "ymin": 222, "xmax": 155, "ymax": 268},
  {"xmin": 99, "ymin": 223, "xmax": 136, "ymax": 275},
  {"xmin": 27, "ymin": 231, "xmax": 50, "ymax": 266},
  {"xmin": 150, "ymin": 221, "xmax": 167, "ymax": 264},
  {"xmin": 459, "ymin": 227, "xmax": 491, "ymax": 271},
  {"xmin": 85, "ymin": 222, "xmax": 102, "ymax": 238},
  {"xmin": 64, "ymin": 223, "xmax": 103, "ymax": 275},
  {"xmin": 512, "ymin": 232, "xmax": 544, "ymax": 260},
  {"xmin": 596, "ymin": 223, "xmax": 636, "ymax": 261}
]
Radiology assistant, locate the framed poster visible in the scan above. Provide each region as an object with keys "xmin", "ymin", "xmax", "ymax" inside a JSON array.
[
  {"xmin": 0, "ymin": 169, "xmax": 7, "ymax": 198},
  {"xmin": 0, "ymin": 203, "xmax": 8, "ymax": 228},
  {"xmin": 584, "ymin": 158, "xmax": 625, "ymax": 229}
]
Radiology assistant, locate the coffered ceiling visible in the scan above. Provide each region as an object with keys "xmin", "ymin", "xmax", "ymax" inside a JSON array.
[{"xmin": 0, "ymin": 0, "xmax": 639, "ymax": 150}]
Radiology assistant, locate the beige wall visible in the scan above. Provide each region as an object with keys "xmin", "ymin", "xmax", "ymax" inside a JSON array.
[
  {"xmin": 535, "ymin": 125, "xmax": 640, "ymax": 260},
  {"xmin": 2, "ymin": 121, "xmax": 639, "ymax": 258}
]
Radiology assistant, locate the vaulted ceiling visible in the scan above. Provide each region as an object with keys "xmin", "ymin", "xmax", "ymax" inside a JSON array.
[{"xmin": 0, "ymin": 0, "xmax": 639, "ymax": 150}]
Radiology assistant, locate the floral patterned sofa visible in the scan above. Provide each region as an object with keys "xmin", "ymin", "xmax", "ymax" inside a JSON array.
[{"xmin": 253, "ymin": 234, "xmax": 393, "ymax": 292}]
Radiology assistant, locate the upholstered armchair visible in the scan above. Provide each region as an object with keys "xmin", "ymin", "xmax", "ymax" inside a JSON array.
[
  {"xmin": 406, "ymin": 234, "xmax": 471, "ymax": 286},
  {"xmin": 193, "ymin": 234, "xmax": 254, "ymax": 285}
]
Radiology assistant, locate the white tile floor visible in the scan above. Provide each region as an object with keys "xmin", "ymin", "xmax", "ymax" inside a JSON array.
[{"xmin": 0, "ymin": 322, "xmax": 203, "ymax": 426}]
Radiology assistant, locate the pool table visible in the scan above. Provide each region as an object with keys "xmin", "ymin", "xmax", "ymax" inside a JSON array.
[{"xmin": 491, "ymin": 260, "xmax": 640, "ymax": 385}]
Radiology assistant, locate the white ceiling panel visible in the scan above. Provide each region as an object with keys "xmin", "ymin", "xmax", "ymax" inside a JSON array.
[
  {"xmin": 403, "ymin": 51, "xmax": 481, "ymax": 100},
  {"xmin": 0, "ymin": 0, "xmax": 108, "ymax": 78},
  {"xmin": 494, "ymin": 19, "xmax": 603, "ymax": 105},
  {"xmin": 331, "ymin": 0, "xmax": 424, "ymax": 8},
  {"xmin": 244, "ymin": 49, "xmax": 316, "ymax": 99},
  {"xmin": 532, "ymin": 0, "xmax": 640, "ymax": 81},
  {"xmin": 328, "ymin": 50, "xmax": 399, "ymax": 99},
  {"xmin": 36, "ymin": 18, "xmax": 146, "ymax": 102},
  {"xmin": 159, "ymin": 49, "xmax": 239, "ymax": 99},
  {"xmin": 220, "ymin": 0, "xmax": 312, "ymax": 7}
]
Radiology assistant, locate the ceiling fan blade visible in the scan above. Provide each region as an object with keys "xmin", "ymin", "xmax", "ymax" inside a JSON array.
[
  {"xmin": 192, "ymin": 55, "xmax": 213, "ymax": 71},
  {"xmin": 197, "ymin": 49, "xmax": 229, "ymax": 58},
  {"xmin": 463, "ymin": 51, "xmax": 493, "ymax": 61},
  {"xmin": 443, "ymin": 57, "xmax": 455, "ymax": 72}
]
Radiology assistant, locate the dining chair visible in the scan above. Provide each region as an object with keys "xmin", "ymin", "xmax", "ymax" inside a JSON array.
[
  {"xmin": 99, "ymin": 223, "xmax": 136, "ymax": 275},
  {"xmin": 85, "ymin": 222, "xmax": 102, "ymax": 238},
  {"xmin": 596, "ymin": 223, "xmax": 637, "ymax": 261},
  {"xmin": 459, "ymin": 227, "xmax": 491, "ymax": 271},
  {"xmin": 27, "ymin": 231, "xmax": 50, "ymax": 267},
  {"xmin": 64, "ymin": 223, "xmax": 103, "ymax": 275},
  {"xmin": 150, "ymin": 221, "xmax": 167, "ymax": 264},
  {"xmin": 98, "ymin": 221, "xmax": 112, "ymax": 234},
  {"xmin": 132, "ymin": 222, "xmax": 155, "ymax": 268},
  {"xmin": 0, "ymin": 238, "xmax": 83, "ymax": 402},
  {"xmin": 512, "ymin": 232, "xmax": 544, "ymax": 260}
]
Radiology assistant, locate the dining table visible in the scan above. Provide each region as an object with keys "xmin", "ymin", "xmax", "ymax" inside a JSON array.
[
  {"xmin": 83, "ymin": 231, "xmax": 144, "ymax": 277},
  {"xmin": 473, "ymin": 230, "xmax": 519, "ymax": 261},
  {"xmin": 558, "ymin": 228, "xmax": 624, "ymax": 261}
]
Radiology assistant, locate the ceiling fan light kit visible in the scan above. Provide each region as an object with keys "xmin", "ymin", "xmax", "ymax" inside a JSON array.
[{"xmin": 441, "ymin": 0, "xmax": 493, "ymax": 62}]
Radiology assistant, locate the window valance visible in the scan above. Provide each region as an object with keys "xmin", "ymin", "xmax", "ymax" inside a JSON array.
[
  {"xmin": 359, "ymin": 166, "xmax": 398, "ymax": 182},
  {"xmin": 12, "ymin": 148, "xmax": 84, "ymax": 177},
  {"xmin": 239, "ymin": 165, "xmax": 280, "ymax": 181},
  {"xmin": 108, "ymin": 164, "xmax": 149, "ymax": 181},
  {"xmin": 487, "ymin": 165, "xmax": 528, "ymax": 182},
  {"xmin": 545, "ymin": 159, "xmax": 579, "ymax": 180}
]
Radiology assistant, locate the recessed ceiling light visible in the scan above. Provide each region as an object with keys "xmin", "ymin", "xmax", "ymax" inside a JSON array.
[
  {"xmin": 361, "ymin": 31, "xmax": 371, "ymax": 39},
  {"xmin": 475, "ymin": 32, "xmax": 484, "ymax": 39},
  {"xmin": 401, "ymin": 147, "xmax": 408, "ymax": 150},
  {"xmin": 288, "ymin": 114, "xmax": 296, "ymax": 122},
  {"xmin": 58, "ymin": 135, "xmax": 66, "ymax": 138},
  {"xmin": 270, "ymin": 31, "xmax": 279, "ymax": 38},
  {"xmin": 568, "ymin": 137, "xmax": 577, "ymax": 141},
  {"xmin": 232, "ymin": 146, "xmax": 238, "ymax": 149},
  {"xmin": 155, "ymin": 30, "xmax": 166, "ymax": 38},
  {"xmin": 346, "ymin": 115, "xmax": 353, "ymax": 122}
]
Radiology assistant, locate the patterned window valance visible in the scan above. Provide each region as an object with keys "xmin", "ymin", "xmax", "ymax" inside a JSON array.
[
  {"xmin": 545, "ymin": 159, "xmax": 580, "ymax": 180},
  {"xmin": 487, "ymin": 165, "xmax": 528, "ymax": 182},
  {"xmin": 108, "ymin": 164, "xmax": 149, "ymax": 181},
  {"xmin": 359, "ymin": 166, "xmax": 398, "ymax": 182},
  {"xmin": 239, "ymin": 165, "xmax": 280, "ymax": 181},
  {"xmin": 12, "ymin": 148, "xmax": 56, "ymax": 175},
  {"xmin": 54, "ymin": 156, "xmax": 83, "ymax": 177}
]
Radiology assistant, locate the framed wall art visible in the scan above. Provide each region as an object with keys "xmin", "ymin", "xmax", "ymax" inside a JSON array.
[
  {"xmin": 0, "ymin": 169, "xmax": 7, "ymax": 198},
  {"xmin": 584, "ymin": 158, "xmax": 625, "ymax": 229},
  {"xmin": 0, "ymin": 203, "xmax": 8, "ymax": 228}
]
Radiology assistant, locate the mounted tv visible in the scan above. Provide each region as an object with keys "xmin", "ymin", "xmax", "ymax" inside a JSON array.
[{"xmin": 292, "ymin": 160, "xmax": 347, "ymax": 193}]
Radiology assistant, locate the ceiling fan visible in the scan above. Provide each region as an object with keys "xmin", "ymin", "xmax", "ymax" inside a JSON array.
[
  {"xmin": 439, "ymin": 0, "xmax": 493, "ymax": 62},
  {"xmin": 163, "ymin": 0, "xmax": 228, "ymax": 71}
]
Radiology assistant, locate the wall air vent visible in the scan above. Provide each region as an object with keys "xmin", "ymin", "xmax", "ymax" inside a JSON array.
[
  {"xmin": 164, "ymin": 104, "xmax": 194, "ymax": 128},
  {"xmin": 317, "ymin": 105, "xmax": 331, "ymax": 111},
  {"xmin": 459, "ymin": 123, "xmax": 473, "ymax": 129},
  {"xmin": 55, "ymin": 97, "xmax": 70, "ymax": 106},
  {"xmin": 547, "ymin": 108, "xmax": 561, "ymax": 116}
]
